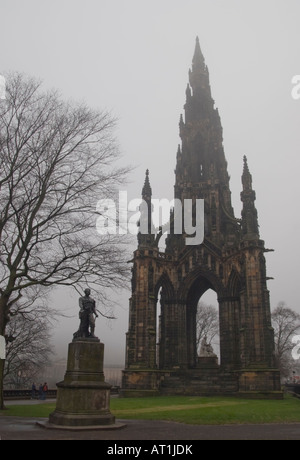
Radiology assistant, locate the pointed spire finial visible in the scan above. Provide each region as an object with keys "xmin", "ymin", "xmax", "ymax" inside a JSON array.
[
  {"xmin": 242, "ymin": 155, "xmax": 252, "ymax": 191},
  {"xmin": 142, "ymin": 169, "xmax": 152, "ymax": 199},
  {"xmin": 243, "ymin": 155, "xmax": 249, "ymax": 171},
  {"xmin": 192, "ymin": 36, "xmax": 205, "ymax": 72},
  {"xmin": 240, "ymin": 155, "xmax": 259, "ymax": 238}
]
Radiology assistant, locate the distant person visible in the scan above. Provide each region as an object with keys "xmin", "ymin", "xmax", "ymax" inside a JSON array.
[
  {"xmin": 31, "ymin": 382, "xmax": 36, "ymax": 399},
  {"xmin": 42, "ymin": 382, "xmax": 48, "ymax": 400}
]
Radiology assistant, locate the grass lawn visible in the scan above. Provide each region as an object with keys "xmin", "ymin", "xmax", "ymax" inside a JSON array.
[
  {"xmin": 111, "ymin": 395, "xmax": 300, "ymax": 425},
  {"xmin": 0, "ymin": 402, "xmax": 57, "ymax": 418},
  {"xmin": 1, "ymin": 395, "xmax": 300, "ymax": 425}
]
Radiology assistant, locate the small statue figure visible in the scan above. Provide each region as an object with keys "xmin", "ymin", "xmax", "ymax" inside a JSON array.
[
  {"xmin": 73, "ymin": 288, "xmax": 99, "ymax": 340},
  {"xmin": 199, "ymin": 335, "xmax": 217, "ymax": 357}
]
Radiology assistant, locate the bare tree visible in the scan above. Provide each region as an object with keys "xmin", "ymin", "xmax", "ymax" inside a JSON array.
[
  {"xmin": 0, "ymin": 72, "xmax": 130, "ymax": 408},
  {"xmin": 3, "ymin": 286, "xmax": 54, "ymax": 389},
  {"xmin": 272, "ymin": 301, "xmax": 300, "ymax": 380},
  {"xmin": 196, "ymin": 301, "xmax": 219, "ymax": 354},
  {"xmin": 4, "ymin": 315, "xmax": 52, "ymax": 389}
]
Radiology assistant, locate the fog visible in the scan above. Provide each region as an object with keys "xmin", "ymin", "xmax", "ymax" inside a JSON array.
[{"xmin": 1, "ymin": 0, "xmax": 300, "ymax": 365}]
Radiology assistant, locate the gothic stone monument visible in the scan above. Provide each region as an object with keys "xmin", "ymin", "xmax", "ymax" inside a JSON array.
[
  {"xmin": 48, "ymin": 289, "xmax": 123, "ymax": 429},
  {"xmin": 121, "ymin": 38, "xmax": 282, "ymax": 399}
]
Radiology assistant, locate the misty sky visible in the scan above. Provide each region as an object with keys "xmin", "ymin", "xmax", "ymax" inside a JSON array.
[{"xmin": 1, "ymin": 0, "xmax": 300, "ymax": 365}]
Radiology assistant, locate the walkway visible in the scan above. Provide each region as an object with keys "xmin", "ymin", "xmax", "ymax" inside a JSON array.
[{"xmin": 1, "ymin": 416, "xmax": 300, "ymax": 440}]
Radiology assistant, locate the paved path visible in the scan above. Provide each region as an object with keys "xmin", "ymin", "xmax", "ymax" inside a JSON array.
[
  {"xmin": 4, "ymin": 398, "xmax": 57, "ymax": 405},
  {"xmin": 0, "ymin": 415, "xmax": 300, "ymax": 440}
]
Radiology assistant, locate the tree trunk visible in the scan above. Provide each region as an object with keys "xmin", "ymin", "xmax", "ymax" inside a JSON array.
[{"xmin": 0, "ymin": 295, "xmax": 9, "ymax": 410}]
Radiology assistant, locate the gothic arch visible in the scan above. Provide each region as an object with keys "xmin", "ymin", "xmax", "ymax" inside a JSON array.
[
  {"xmin": 178, "ymin": 266, "xmax": 226, "ymax": 303},
  {"xmin": 180, "ymin": 269, "xmax": 222, "ymax": 368},
  {"xmin": 154, "ymin": 272, "xmax": 175, "ymax": 301},
  {"xmin": 227, "ymin": 268, "xmax": 242, "ymax": 298}
]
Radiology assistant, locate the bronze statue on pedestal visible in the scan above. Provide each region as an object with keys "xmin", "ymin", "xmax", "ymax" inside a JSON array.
[{"xmin": 73, "ymin": 288, "xmax": 99, "ymax": 340}]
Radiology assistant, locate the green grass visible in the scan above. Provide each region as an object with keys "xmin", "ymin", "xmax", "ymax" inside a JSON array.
[
  {"xmin": 110, "ymin": 395, "xmax": 300, "ymax": 425},
  {"xmin": 1, "ymin": 395, "xmax": 300, "ymax": 425},
  {"xmin": 0, "ymin": 402, "xmax": 56, "ymax": 418}
]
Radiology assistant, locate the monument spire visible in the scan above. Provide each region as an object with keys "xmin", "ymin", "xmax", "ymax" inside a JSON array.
[
  {"xmin": 240, "ymin": 156, "xmax": 260, "ymax": 239},
  {"xmin": 142, "ymin": 168, "xmax": 152, "ymax": 201},
  {"xmin": 188, "ymin": 36, "xmax": 210, "ymax": 100},
  {"xmin": 138, "ymin": 169, "xmax": 155, "ymax": 248},
  {"xmin": 242, "ymin": 155, "xmax": 253, "ymax": 191},
  {"xmin": 192, "ymin": 36, "xmax": 206, "ymax": 73},
  {"xmin": 174, "ymin": 36, "xmax": 234, "ymax": 243}
]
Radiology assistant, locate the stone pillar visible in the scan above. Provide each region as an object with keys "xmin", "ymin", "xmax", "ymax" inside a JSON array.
[
  {"xmin": 219, "ymin": 297, "xmax": 240, "ymax": 370},
  {"xmin": 48, "ymin": 339, "xmax": 123, "ymax": 429}
]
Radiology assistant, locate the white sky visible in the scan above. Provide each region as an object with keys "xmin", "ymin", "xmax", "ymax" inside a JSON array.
[{"xmin": 1, "ymin": 0, "xmax": 300, "ymax": 365}]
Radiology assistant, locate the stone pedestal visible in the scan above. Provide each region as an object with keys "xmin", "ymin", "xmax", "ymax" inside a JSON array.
[
  {"xmin": 47, "ymin": 339, "xmax": 124, "ymax": 429},
  {"xmin": 197, "ymin": 356, "xmax": 218, "ymax": 368}
]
